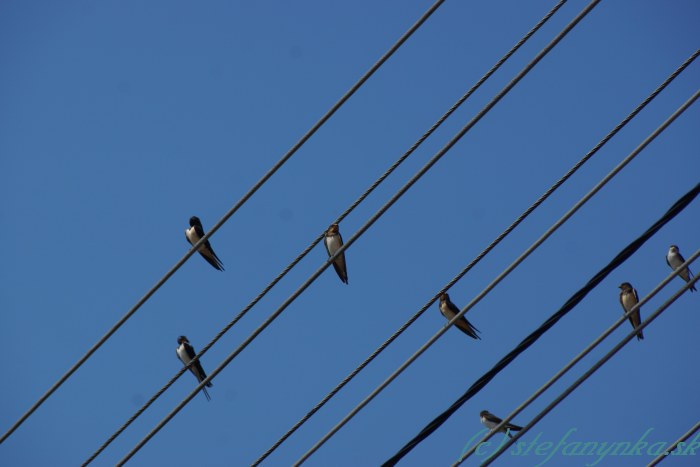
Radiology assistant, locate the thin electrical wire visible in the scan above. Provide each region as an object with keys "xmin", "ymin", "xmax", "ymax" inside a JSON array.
[
  {"xmin": 385, "ymin": 185, "xmax": 700, "ymax": 465},
  {"xmin": 380, "ymin": 158, "xmax": 700, "ymax": 465},
  {"xmin": 482, "ymin": 273, "xmax": 700, "ymax": 467},
  {"xmin": 306, "ymin": 90, "xmax": 699, "ymax": 467},
  {"xmin": 255, "ymin": 46, "xmax": 700, "ymax": 466},
  {"xmin": 455, "ymin": 249, "xmax": 700, "ymax": 465},
  {"xmin": 647, "ymin": 421, "xmax": 700, "ymax": 466},
  {"xmin": 83, "ymin": 0, "xmax": 567, "ymax": 466},
  {"xmin": 0, "ymin": 0, "xmax": 447, "ymax": 446},
  {"xmin": 82, "ymin": 2, "xmax": 570, "ymax": 464},
  {"xmin": 117, "ymin": 1, "xmax": 605, "ymax": 463}
]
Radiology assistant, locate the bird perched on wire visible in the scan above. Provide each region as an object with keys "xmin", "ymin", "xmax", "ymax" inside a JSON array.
[
  {"xmin": 480, "ymin": 410, "xmax": 522, "ymax": 438},
  {"xmin": 176, "ymin": 336, "xmax": 213, "ymax": 401},
  {"xmin": 439, "ymin": 293, "xmax": 480, "ymax": 340},
  {"xmin": 185, "ymin": 216, "xmax": 224, "ymax": 271},
  {"xmin": 666, "ymin": 245, "xmax": 696, "ymax": 292},
  {"xmin": 618, "ymin": 282, "xmax": 644, "ymax": 340},
  {"xmin": 324, "ymin": 223, "xmax": 348, "ymax": 284}
]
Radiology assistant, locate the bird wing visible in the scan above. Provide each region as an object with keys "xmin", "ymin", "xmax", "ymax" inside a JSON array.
[
  {"xmin": 199, "ymin": 245, "xmax": 224, "ymax": 271},
  {"xmin": 325, "ymin": 234, "xmax": 348, "ymax": 284},
  {"xmin": 454, "ymin": 316, "xmax": 481, "ymax": 340}
]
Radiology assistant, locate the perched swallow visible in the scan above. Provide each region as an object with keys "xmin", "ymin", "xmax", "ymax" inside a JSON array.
[
  {"xmin": 324, "ymin": 223, "xmax": 348, "ymax": 284},
  {"xmin": 176, "ymin": 336, "xmax": 213, "ymax": 401},
  {"xmin": 666, "ymin": 245, "xmax": 696, "ymax": 292},
  {"xmin": 480, "ymin": 410, "xmax": 522, "ymax": 438},
  {"xmin": 618, "ymin": 282, "xmax": 644, "ymax": 341},
  {"xmin": 185, "ymin": 216, "xmax": 224, "ymax": 271},
  {"xmin": 439, "ymin": 293, "xmax": 480, "ymax": 340}
]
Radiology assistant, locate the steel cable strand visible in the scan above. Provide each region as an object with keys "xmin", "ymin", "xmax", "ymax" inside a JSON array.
[
  {"xmin": 482, "ymin": 272, "xmax": 700, "ymax": 466},
  {"xmin": 380, "ymin": 176, "xmax": 700, "ymax": 466},
  {"xmin": 455, "ymin": 248, "xmax": 700, "ymax": 465}
]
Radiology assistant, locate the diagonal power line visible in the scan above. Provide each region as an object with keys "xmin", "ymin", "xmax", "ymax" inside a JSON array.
[
  {"xmin": 84, "ymin": 1, "xmax": 571, "ymax": 464},
  {"xmin": 483, "ymin": 271, "xmax": 700, "ymax": 466},
  {"xmin": 254, "ymin": 45, "xmax": 700, "ymax": 467},
  {"xmin": 377, "ymin": 161, "xmax": 700, "ymax": 463},
  {"xmin": 301, "ymin": 88, "xmax": 699, "ymax": 466},
  {"xmin": 291, "ymin": 0, "xmax": 607, "ymax": 462},
  {"xmin": 116, "ymin": 1, "xmax": 606, "ymax": 463},
  {"xmin": 0, "ymin": 0, "xmax": 447, "ymax": 445},
  {"xmin": 456, "ymin": 249, "xmax": 700, "ymax": 465},
  {"xmin": 648, "ymin": 420, "xmax": 700, "ymax": 466}
]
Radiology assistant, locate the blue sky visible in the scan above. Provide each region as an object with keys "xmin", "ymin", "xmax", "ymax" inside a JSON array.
[{"xmin": 1, "ymin": 1, "xmax": 699, "ymax": 466}]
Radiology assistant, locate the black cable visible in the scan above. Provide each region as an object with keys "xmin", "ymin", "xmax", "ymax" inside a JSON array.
[
  {"xmin": 483, "ymin": 273, "xmax": 700, "ymax": 466},
  {"xmin": 382, "ymin": 182, "xmax": 700, "ymax": 466},
  {"xmin": 0, "ymin": 0, "xmax": 447, "ymax": 447},
  {"xmin": 256, "ymin": 45, "xmax": 699, "ymax": 466},
  {"xmin": 297, "ymin": 88, "xmax": 698, "ymax": 466},
  {"xmin": 455, "ymin": 249, "xmax": 700, "ymax": 465}
]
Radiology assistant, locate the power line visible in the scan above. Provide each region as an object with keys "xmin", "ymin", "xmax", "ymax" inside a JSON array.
[
  {"xmin": 455, "ymin": 249, "xmax": 700, "ymax": 465},
  {"xmin": 648, "ymin": 420, "xmax": 700, "ymax": 466},
  {"xmin": 303, "ymin": 90, "xmax": 699, "ymax": 466},
  {"xmin": 382, "ymin": 177, "xmax": 700, "ymax": 465},
  {"xmin": 482, "ymin": 273, "xmax": 700, "ymax": 466},
  {"xmin": 0, "ymin": 0, "xmax": 446, "ymax": 446},
  {"xmin": 380, "ymin": 175, "xmax": 700, "ymax": 465},
  {"xmin": 255, "ymin": 46, "xmax": 699, "ymax": 466},
  {"xmin": 81, "ymin": 2, "xmax": 569, "ymax": 464},
  {"xmin": 115, "ymin": 0, "xmax": 603, "ymax": 462},
  {"xmin": 378, "ymin": 102, "xmax": 699, "ymax": 464}
]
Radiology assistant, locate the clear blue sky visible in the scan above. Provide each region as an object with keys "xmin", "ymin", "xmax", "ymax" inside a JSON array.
[{"xmin": 1, "ymin": 1, "xmax": 698, "ymax": 466}]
